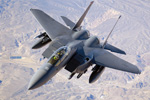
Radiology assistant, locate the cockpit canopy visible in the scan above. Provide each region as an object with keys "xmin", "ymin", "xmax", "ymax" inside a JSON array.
[{"xmin": 48, "ymin": 46, "xmax": 68, "ymax": 66}]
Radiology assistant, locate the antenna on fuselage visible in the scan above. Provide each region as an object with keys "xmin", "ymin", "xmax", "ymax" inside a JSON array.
[{"xmin": 102, "ymin": 15, "xmax": 121, "ymax": 49}]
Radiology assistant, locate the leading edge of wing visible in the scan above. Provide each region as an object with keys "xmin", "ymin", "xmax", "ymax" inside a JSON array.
[
  {"xmin": 93, "ymin": 49, "xmax": 141, "ymax": 74},
  {"xmin": 30, "ymin": 9, "xmax": 71, "ymax": 40}
]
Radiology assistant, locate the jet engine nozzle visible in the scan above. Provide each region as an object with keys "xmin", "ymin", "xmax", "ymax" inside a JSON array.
[{"xmin": 89, "ymin": 65, "xmax": 105, "ymax": 83}]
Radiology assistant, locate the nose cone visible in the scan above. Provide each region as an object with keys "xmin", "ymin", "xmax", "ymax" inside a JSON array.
[
  {"xmin": 28, "ymin": 64, "xmax": 53, "ymax": 90},
  {"xmin": 28, "ymin": 69, "xmax": 47, "ymax": 90}
]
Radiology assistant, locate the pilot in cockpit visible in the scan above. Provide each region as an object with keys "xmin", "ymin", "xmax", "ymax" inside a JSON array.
[{"xmin": 48, "ymin": 48, "xmax": 66, "ymax": 65}]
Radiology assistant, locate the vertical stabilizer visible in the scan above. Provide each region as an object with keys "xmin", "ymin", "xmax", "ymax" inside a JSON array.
[
  {"xmin": 72, "ymin": 1, "xmax": 94, "ymax": 30},
  {"xmin": 102, "ymin": 15, "xmax": 121, "ymax": 48},
  {"xmin": 61, "ymin": 16, "xmax": 75, "ymax": 29}
]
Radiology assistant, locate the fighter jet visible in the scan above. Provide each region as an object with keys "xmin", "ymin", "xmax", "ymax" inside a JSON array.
[{"xmin": 28, "ymin": 1, "xmax": 141, "ymax": 90}]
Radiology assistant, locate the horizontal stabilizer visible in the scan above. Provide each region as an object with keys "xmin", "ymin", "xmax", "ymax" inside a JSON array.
[
  {"xmin": 61, "ymin": 16, "xmax": 75, "ymax": 29},
  {"xmin": 103, "ymin": 43, "xmax": 126, "ymax": 55}
]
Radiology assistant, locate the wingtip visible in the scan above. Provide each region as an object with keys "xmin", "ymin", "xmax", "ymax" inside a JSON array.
[
  {"xmin": 119, "ymin": 15, "xmax": 122, "ymax": 19},
  {"xmin": 61, "ymin": 16, "xmax": 65, "ymax": 18},
  {"xmin": 30, "ymin": 8, "xmax": 40, "ymax": 12},
  {"xmin": 30, "ymin": 8, "xmax": 33, "ymax": 11},
  {"xmin": 30, "ymin": 8, "xmax": 36, "ymax": 12},
  {"xmin": 137, "ymin": 70, "xmax": 141, "ymax": 74},
  {"xmin": 134, "ymin": 67, "xmax": 141, "ymax": 74}
]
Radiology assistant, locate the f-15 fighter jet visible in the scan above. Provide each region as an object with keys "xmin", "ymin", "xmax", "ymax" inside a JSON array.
[{"xmin": 28, "ymin": 1, "xmax": 140, "ymax": 90}]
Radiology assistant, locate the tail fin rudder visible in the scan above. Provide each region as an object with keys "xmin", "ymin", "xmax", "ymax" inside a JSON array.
[
  {"xmin": 72, "ymin": 1, "xmax": 94, "ymax": 30},
  {"xmin": 102, "ymin": 15, "xmax": 121, "ymax": 48},
  {"xmin": 61, "ymin": 16, "xmax": 75, "ymax": 29}
]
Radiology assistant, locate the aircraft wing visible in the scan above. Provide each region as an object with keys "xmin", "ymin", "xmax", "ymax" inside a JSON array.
[
  {"xmin": 93, "ymin": 48, "xmax": 141, "ymax": 74},
  {"xmin": 30, "ymin": 9, "xmax": 71, "ymax": 40}
]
